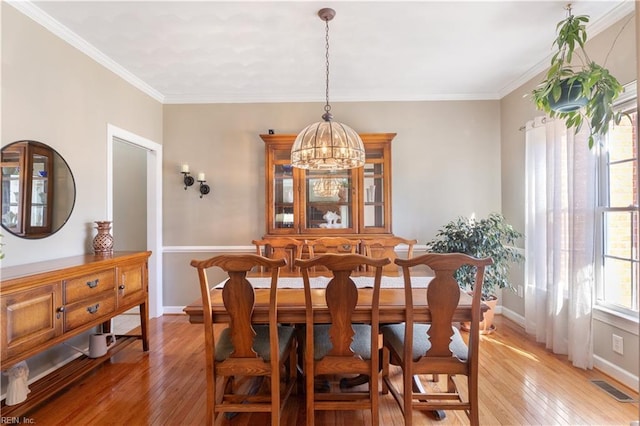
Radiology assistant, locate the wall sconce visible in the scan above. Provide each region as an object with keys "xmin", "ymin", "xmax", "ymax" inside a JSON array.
[
  {"xmin": 197, "ymin": 173, "xmax": 210, "ymax": 199},
  {"xmin": 181, "ymin": 164, "xmax": 194, "ymax": 190},
  {"xmin": 181, "ymin": 164, "xmax": 210, "ymax": 198}
]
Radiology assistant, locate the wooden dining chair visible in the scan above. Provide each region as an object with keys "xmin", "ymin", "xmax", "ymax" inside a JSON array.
[
  {"xmin": 362, "ymin": 236, "xmax": 417, "ymax": 274},
  {"xmin": 190, "ymin": 254, "xmax": 297, "ymax": 426},
  {"xmin": 252, "ymin": 237, "xmax": 304, "ymax": 273},
  {"xmin": 294, "ymin": 254, "xmax": 391, "ymax": 426},
  {"xmin": 381, "ymin": 253, "xmax": 492, "ymax": 426}
]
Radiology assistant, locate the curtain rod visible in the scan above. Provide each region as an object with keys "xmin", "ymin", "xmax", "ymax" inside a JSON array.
[{"xmin": 519, "ymin": 117, "xmax": 547, "ymax": 131}]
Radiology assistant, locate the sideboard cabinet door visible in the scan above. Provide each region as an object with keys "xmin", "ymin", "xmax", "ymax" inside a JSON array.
[
  {"xmin": 116, "ymin": 261, "xmax": 147, "ymax": 308},
  {"xmin": 1, "ymin": 282, "xmax": 63, "ymax": 360}
]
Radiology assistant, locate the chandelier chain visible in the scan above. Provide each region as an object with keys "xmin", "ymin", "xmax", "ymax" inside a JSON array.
[{"xmin": 324, "ymin": 18, "xmax": 331, "ymax": 114}]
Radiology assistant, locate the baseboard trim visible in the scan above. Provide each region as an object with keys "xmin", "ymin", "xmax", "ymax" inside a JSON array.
[
  {"xmin": 593, "ymin": 355, "xmax": 639, "ymax": 391},
  {"xmin": 163, "ymin": 306, "xmax": 188, "ymax": 315},
  {"xmin": 500, "ymin": 306, "xmax": 525, "ymax": 327},
  {"xmin": 497, "ymin": 309, "xmax": 637, "ymax": 391}
]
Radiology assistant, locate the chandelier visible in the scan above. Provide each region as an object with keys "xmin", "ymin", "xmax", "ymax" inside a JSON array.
[{"xmin": 291, "ymin": 8, "xmax": 365, "ymax": 171}]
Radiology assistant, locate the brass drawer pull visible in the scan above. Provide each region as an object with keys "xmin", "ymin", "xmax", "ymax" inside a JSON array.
[
  {"xmin": 86, "ymin": 303, "xmax": 100, "ymax": 314},
  {"xmin": 56, "ymin": 306, "xmax": 65, "ymax": 319},
  {"xmin": 86, "ymin": 279, "xmax": 99, "ymax": 289}
]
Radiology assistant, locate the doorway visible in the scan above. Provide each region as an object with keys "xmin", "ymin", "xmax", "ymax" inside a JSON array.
[{"xmin": 107, "ymin": 124, "xmax": 163, "ymax": 318}]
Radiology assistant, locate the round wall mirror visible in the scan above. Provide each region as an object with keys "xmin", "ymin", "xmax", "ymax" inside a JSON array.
[{"xmin": 1, "ymin": 140, "xmax": 76, "ymax": 239}]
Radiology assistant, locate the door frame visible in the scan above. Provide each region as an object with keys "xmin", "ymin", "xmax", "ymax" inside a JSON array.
[{"xmin": 107, "ymin": 124, "xmax": 163, "ymax": 318}]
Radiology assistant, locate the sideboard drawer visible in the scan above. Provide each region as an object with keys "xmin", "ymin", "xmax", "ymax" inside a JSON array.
[
  {"xmin": 65, "ymin": 270, "xmax": 115, "ymax": 304},
  {"xmin": 64, "ymin": 293, "xmax": 117, "ymax": 332}
]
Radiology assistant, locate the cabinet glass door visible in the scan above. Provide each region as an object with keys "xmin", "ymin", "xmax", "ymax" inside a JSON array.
[
  {"xmin": 30, "ymin": 152, "xmax": 50, "ymax": 228},
  {"xmin": 361, "ymin": 145, "xmax": 389, "ymax": 233},
  {"xmin": 23, "ymin": 145, "xmax": 53, "ymax": 236},
  {"xmin": 273, "ymin": 163, "xmax": 295, "ymax": 229},
  {"xmin": 269, "ymin": 147, "xmax": 296, "ymax": 232},
  {"xmin": 1, "ymin": 148, "xmax": 23, "ymax": 233},
  {"xmin": 303, "ymin": 169, "xmax": 355, "ymax": 233}
]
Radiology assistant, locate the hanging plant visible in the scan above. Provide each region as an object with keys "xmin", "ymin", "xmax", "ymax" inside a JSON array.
[{"xmin": 531, "ymin": 4, "xmax": 627, "ymax": 148}]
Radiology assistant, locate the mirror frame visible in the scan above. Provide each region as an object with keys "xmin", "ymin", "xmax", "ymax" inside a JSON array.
[{"xmin": 1, "ymin": 140, "xmax": 76, "ymax": 239}]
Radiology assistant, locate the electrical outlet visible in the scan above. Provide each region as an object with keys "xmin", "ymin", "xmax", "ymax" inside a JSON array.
[
  {"xmin": 612, "ymin": 334, "xmax": 624, "ymax": 355},
  {"xmin": 517, "ymin": 285, "xmax": 524, "ymax": 298}
]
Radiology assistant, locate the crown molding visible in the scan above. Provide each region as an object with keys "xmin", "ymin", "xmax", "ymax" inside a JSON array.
[
  {"xmin": 162, "ymin": 92, "xmax": 502, "ymax": 105},
  {"xmin": 497, "ymin": 0, "xmax": 636, "ymax": 99},
  {"xmin": 7, "ymin": 0, "xmax": 165, "ymax": 103}
]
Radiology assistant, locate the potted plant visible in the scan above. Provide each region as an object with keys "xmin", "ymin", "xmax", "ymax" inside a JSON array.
[
  {"xmin": 531, "ymin": 4, "xmax": 625, "ymax": 148},
  {"xmin": 426, "ymin": 213, "xmax": 524, "ymax": 333}
]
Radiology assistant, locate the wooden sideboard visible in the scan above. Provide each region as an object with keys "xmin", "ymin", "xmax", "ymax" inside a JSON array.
[{"xmin": 0, "ymin": 251, "xmax": 151, "ymax": 415}]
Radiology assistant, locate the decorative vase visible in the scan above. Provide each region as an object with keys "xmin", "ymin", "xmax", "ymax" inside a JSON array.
[{"xmin": 93, "ymin": 221, "xmax": 114, "ymax": 255}]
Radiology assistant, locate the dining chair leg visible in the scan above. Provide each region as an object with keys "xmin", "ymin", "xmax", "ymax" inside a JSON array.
[
  {"xmin": 271, "ymin": 372, "xmax": 280, "ymax": 425},
  {"xmin": 469, "ymin": 375, "xmax": 479, "ymax": 426},
  {"xmin": 381, "ymin": 347, "xmax": 389, "ymax": 395},
  {"xmin": 306, "ymin": 363, "xmax": 314, "ymax": 426},
  {"xmin": 404, "ymin": 370, "xmax": 413, "ymax": 426},
  {"xmin": 371, "ymin": 368, "xmax": 379, "ymax": 426},
  {"xmin": 206, "ymin": 374, "xmax": 214, "ymax": 426},
  {"xmin": 289, "ymin": 341, "xmax": 298, "ymax": 395}
]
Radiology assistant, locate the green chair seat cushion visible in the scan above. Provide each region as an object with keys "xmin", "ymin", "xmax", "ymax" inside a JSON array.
[
  {"xmin": 313, "ymin": 323, "xmax": 371, "ymax": 360},
  {"xmin": 381, "ymin": 323, "xmax": 468, "ymax": 361},
  {"xmin": 215, "ymin": 325, "xmax": 295, "ymax": 362}
]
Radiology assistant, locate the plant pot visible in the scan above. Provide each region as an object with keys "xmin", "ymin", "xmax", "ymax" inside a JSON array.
[
  {"xmin": 548, "ymin": 79, "xmax": 588, "ymax": 113},
  {"xmin": 461, "ymin": 294, "xmax": 498, "ymax": 335}
]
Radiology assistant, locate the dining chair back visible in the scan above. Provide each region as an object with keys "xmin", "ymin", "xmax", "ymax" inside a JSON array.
[
  {"xmin": 295, "ymin": 254, "xmax": 390, "ymax": 426},
  {"xmin": 381, "ymin": 253, "xmax": 492, "ymax": 426},
  {"xmin": 190, "ymin": 254, "xmax": 297, "ymax": 426},
  {"xmin": 252, "ymin": 237, "xmax": 304, "ymax": 273},
  {"xmin": 362, "ymin": 236, "xmax": 417, "ymax": 274}
]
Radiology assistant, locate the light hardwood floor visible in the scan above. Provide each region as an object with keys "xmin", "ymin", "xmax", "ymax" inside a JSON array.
[{"xmin": 26, "ymin": 315, "xmax": 639, "ymax": 425}]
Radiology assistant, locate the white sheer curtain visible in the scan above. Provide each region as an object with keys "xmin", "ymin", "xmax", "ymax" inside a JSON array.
[{"xmin": 524, "ymin": 116, "xmax": 597, "ymax": 369}]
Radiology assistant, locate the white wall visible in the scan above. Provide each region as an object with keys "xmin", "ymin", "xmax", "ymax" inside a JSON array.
[
  {"xmin": 1, "ymin": 3, "xmax": 162, "ymax": 266},
  {"xmin": 1, "ymin": 3, "xmax": 163, "ymax": 390},
  {"xmin": 162, "ymin": 100, "xmax": 501, "ymax": 306}
]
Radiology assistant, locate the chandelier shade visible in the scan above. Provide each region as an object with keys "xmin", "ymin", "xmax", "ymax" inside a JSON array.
[
  {"xmin": 292, "ymin": 119, "xmax": 365, "ymax": 170},
  {"xmin": 291, "ymin": 7, "xmax": 365, "ymax": 171}
]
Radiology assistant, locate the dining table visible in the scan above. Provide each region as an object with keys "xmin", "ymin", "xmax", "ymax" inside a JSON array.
[
  {"xmin": 183, "ymin": 272, "xmax": 484, "ymax": 329},
  {"xmin": 183, "ymin": 273, "xmax": 486, "ymax": 422}
]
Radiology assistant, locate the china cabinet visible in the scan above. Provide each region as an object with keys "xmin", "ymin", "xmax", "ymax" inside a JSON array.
[
  {"xmin": 260, "ymin": 133, "xmax": 395, "ymax": 243},
  {"xmin": 1, "ymin": 141, "xmax": 54, "ymax": 237}
]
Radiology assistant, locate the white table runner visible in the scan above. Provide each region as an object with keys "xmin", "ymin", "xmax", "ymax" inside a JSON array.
[{"xmin": 216, "ymin": 275, "xmax": 432, "ymax": 289}]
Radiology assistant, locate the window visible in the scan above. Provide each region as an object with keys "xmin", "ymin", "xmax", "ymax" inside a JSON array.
[{"xmin": 596, "ymin": 83, "xmax": 639, "ymax": 317}]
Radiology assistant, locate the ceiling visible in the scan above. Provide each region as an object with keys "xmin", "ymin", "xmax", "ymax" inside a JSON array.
[{"xmin": 11, "ymin": 1, "xmax": 634, "ymax": 104}]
